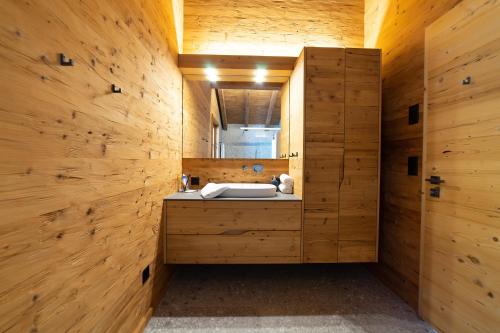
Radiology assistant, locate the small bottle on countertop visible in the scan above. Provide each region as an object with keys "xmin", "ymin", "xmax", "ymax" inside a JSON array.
[
  {"xmin": 271, "ymin": 175, "xmax": 280, "ymax": 189},
  {"xmin": 180, "ymin": 174, "xmax": 188, "ymax": 192}
]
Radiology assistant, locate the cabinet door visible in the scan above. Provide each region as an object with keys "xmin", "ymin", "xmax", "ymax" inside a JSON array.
[
  {"xmin": 338, "ymin": 48, "xmax": 380, "ymax": 262},
  {"xmin": 303, "ymin": 47, "xmax": 345, "ymax": 263}
]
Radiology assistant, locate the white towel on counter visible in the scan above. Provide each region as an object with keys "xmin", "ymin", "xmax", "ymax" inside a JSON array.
[
  {"xmin": 279, "ymin": 174, "xmax": 294, "ymax": 186},
  {"xmin": 200, "ymin": 183, "xmax": 230, "ymax": 198},
  {"xmin": 279, "ymin": 183, "xmax": 293, "ymax": 194},
  {"xmin": 200, "ymin": 183, "xmax": 277, "ymax": 198}
]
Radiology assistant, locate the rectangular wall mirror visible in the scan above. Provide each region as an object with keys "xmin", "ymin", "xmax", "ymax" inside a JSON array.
[{"xmin": 182, "ymin": 78, "xmax": 290, "ymax": 159}]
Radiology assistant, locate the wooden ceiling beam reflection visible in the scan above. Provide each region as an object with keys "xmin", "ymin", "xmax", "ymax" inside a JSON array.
[
  {"xmin": 210, "ymin": 81, "xmax": 282, "ymax": 90},
  {"xmin": 265, "ymin": 91, "xmax": 279, "ymax": 125},
  {"xmin": 215, "ymin": 89, "xmax": 228, "ymax": 130},
  {"xmin": 179, "ymin": 54, "xmax": 295, "ymax": 83}
]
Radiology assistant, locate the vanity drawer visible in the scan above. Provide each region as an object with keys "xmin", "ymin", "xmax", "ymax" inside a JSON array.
[
  {"xmin": 166, "ymin": 200, "xmax": 302, "ymax": 235},
  {"xmin": 166, "ymin": 231, "xmax": 301, "ymax": 264}
]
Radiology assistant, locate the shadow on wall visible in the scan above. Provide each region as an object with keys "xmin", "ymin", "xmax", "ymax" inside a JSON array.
[{"xmin": 364, "ymin": 0, "xmax": 391, "ymax": 48}]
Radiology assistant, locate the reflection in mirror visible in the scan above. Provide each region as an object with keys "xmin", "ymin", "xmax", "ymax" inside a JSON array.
[
  {"xmin": 221, "ymin": 89, "xmax": 280, "ymax": 159},
  {"xmin": 182, "ymin": 78, "xmax": 288, "ymax": 159}
]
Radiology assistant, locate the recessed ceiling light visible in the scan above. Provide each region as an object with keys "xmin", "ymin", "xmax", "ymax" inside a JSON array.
[
  {"xmin": 204, "ymin": 67, "xmax": 219, "ymax": 82},
  {"xmin": 254, "ymin": 68, "xmax": 267, "ymax": 83}
]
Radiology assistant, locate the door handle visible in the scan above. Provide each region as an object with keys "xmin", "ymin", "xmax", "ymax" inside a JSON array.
[{"xmin": 425, "ymin": 175, "xmax": 445, "ymax": 185}]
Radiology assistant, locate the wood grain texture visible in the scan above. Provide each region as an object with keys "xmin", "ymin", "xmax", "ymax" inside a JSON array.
[
  {"xmin": 183, "ymin": 79, "xmax": 212, "ymax": 158},
  {"xmin": 179, "ymin": 54, "xmax": 296, "ymax": 70},
  {"xmin": 179, "ymin": 54, "xmax": 294, "ymax": 82},
  {"xmin": 183, "ymin": 0, "xmax": 364, "ymax": 56},
  {"xmin": 166, "ymin": 200, "xmax": 301, "ymax": 234},
  {"xmin": 296, "ymin": 47, "xmax": 380, "ymax": 264},
  {"xmin": 167, "ymin": 231, "xmax": 301, "ymax": 264},
  {"xmin": 421, "ymin": 1, "xmax": 500, "ymax": 332},
  {"xmin": 303, "ymin": 47, "xmax": 345, "ymax": 263},
  {"xmin": 182, "ymin": 158, "xmax": 289, "ymax": 188},
  {"xmin": 211, "ymin": 81, "xmax": 284, "ymax": 91},
  {"xmin": 338, "ymin": 241, "xmax": 377, "ymax": 262},
  {"xmin": 338, "ymin": 48, "xmax": 380, "ymax": 261},
  {"xmin": 0, "ymin": 0, "xmax": 180, "ymax": 332},
  {"xmin": 222, "ymin": 89, "xmax": 281, "ymax": 125},
  {"xmin": 364, "ymin": 0, "xmax": 462, "ymax": 310}
]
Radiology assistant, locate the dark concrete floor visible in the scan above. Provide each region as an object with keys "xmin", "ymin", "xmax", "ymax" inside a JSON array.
[{"xmin": 146, "ymin": 264, "xmax": 433, "ymax": 333}]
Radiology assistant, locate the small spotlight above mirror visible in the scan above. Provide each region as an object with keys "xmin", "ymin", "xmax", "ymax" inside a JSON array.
[
  {"xmin": 254, "ymin": 68, "xmax": 267, "ymax": 83},
  {"xmin": 204, "ymin": 67, "xmax": 219, "ymax": 82}
]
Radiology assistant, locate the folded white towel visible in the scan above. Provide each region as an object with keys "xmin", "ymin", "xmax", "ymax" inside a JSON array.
[
  {"xmin": 200, "ymin": 183, "xmax": 230, "ymax": 198},
  {"xmin": 279, "ymin": 174, "xmax": 294, "ymax": 186},
  {"xmin": 279, "ymin": 183, "xmax": 293, "ymax": 194},
  {"xmin": 200, "ymin": 183, "xmax": 277, "ymax": 198}
]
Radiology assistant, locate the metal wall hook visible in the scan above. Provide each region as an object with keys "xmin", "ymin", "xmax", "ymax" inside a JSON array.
[
  {"xmin": 59, "ymin": 53, "xmax": 74, "ymax": 66},
  {"xmin": 462, "ymin": 76, "xmax": 472, "ymax": 85},
  {"xmin": 111, "ymin": 84, "xmax": 122, "ymax": 93}
]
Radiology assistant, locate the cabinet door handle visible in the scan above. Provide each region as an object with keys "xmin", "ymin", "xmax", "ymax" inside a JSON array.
[
  {"xmin": 339, "ymin": 151, "xmax": 345, "ymax": 187},
  {"xmin": 220, "ymin": 229, "xmax": 249, "ymax": 235}
]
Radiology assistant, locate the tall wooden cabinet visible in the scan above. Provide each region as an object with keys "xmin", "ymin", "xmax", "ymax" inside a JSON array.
[{"xmin": 289, "ymin": 47, "xmax": 381, "ymax": 263}]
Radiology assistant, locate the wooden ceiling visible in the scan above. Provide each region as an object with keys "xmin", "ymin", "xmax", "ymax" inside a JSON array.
[
  {"xmin": 183, "ymin": 0, "xmax": 364, "ymax": 56},
  {"xmin": 178, "ymin": 54, "xmax": 295, "ymax": 82},
  {"xmin": 222, "ymin": 89, "xmax": 281, "ymax": 125}
]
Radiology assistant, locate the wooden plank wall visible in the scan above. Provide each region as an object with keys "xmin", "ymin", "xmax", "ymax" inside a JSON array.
[
  {"xmin": 182, "ymin": 79, "xmax": 212, "ymax": 158},
  {"xmin": 421, "ymin": 1, "xmax": 500, "ymax": 331},
  {"xmin": 183, "ymin": 0, "xmax": 364, "ymax": 56},
  {"xmin": 182, "ymin": 158, "xmax": 289, "ymax": 188},
  {"xmin": 0, "ymin": 1, "xmax": 182, "ymax": 332},
  {"xmin": 364, "ymin": 0, "xmax": 462, "ymax": 309}
]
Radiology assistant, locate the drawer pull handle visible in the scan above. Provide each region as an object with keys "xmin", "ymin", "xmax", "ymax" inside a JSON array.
[{"xmin": 221, "ymin": 229, "xmax": 249, "ymax": 235}]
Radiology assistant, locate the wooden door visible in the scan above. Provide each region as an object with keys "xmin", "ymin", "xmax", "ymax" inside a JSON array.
[{"xmin": 420, "ymin": 1, "xmax": 500, "ymax": 332}]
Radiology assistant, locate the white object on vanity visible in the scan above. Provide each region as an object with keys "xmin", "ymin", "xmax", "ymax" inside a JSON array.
[{"xmin": 200, "ymin": 183, "xmax": 277, "ymax": 199}]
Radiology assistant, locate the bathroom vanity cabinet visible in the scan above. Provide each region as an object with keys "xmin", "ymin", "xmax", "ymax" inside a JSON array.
[{"xmin": 164, "ymin": 193, "xmax": 302, "ymax": 264}]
